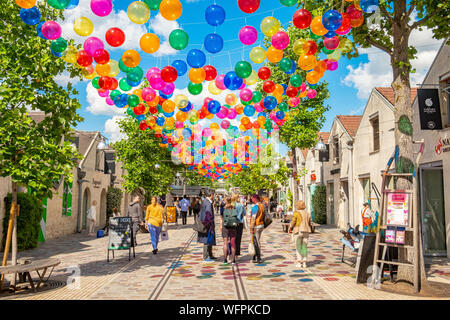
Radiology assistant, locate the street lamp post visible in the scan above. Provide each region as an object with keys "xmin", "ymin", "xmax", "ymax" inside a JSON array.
[{"xmin": 315, "ymin": 137, "xmax": 327, "ymax": 185}]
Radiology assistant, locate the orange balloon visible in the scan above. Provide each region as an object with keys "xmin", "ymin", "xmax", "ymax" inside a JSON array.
[
  {"xmin": 140, "ymin": 33, "xmax": 160, "ymax": 54},
  {"xmin": 306, "ymin": 71, "xmax": 321, "ymax": 84},
  {"xmin": 298, "ymin": 54, "xmax": 317, "ymax": 71},
  {"xmin": 266, "ymin": 46, "xmax": 283, "ymax": 63},
  {"xmin": 176, "ymin": 110, "xmax": 187, "ymax": 122},
  {"xmin": 95, "ymin": 63, "xmax": 110, "ymax": 76},
  {"xmin": 235, "ymin": 104, "xmax": 244, "ymax": 114},
  {"xmin": 299, "ymin": 90, "xmax": 307, "ymax": 98},
  {"xmin": 15, "ymin": 0, "xmax": 36, "ymax": 8},
  {"xmin": 122, "ymin": 50, "xmax": 141, "ymax": 68},
  {"xmin": 188, "ymin": 68, "xmax": 206, "ymax": 84},
  {"xmin": 210, "ymin": 123, "xmax": 219, "ymax": 130},
  {"xmin": 314, "ymin": 60, "xmax": 327, "ymax": 74},
  {"xmin": 310, "ymin": 16, "xmax": 328, "ymax": 36},
  {"xmin": 159, "ymin": 0, "xmax": 183, "ymax": 21},
  {"xmin": 274, "ymin": 84, "xmax": 284, "ymax": 95},
  {"xmin": 206, "ymin": 113, "xmax": 214, "ymax": 119},
  {"xmin": 241, "ymin": 116, "xmax": 250, "ymax": 125},
  {"xmin": 162, "ymin": 100, "xmax": 175, "ymax": 113},
  {"xmin": 133, "ymin": 89, "xmax": 143, "ymax": 98},
  {"xmin": 351, "ymin": 15, "xmax": 364, "ymax": 27}
]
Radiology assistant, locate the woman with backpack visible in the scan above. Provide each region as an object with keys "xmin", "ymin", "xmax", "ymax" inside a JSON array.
[
  {"xmin": 288, "ymin": 200, "xmax": 313, "ymax": 268},
  {"xmin": 192, "ymin": 197, "xmax": 202, "ymax": 220},
  {"xmin": 221, "ymin": 197, "xmax": 239, "ymax": 264}
]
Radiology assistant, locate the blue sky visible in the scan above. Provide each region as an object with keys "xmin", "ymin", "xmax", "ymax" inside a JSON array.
[{"xmin": 53, "ymin": 0, "xmax": 443, "ymax": 149}]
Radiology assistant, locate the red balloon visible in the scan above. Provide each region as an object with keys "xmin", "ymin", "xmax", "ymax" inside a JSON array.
[
  {"xmin": 203, "ymin": 97, "xmax": 213, "ymax": 107},
  {"xmin": 149, "ymin": 106, "xmax": 158, "ymax": 114},
  {"xmin": 110, "ymin": 77, "xmax": 118, "ymax": 90},
  {"xmin": 77, "ymin": 50, "xmax": 93, "ymax": 67},
  {"xmin": 139, "ymin": 120, "xmax": 148, "ymax": 131},
  {"xmin": 98, "ymin": 76, "xmax": 111, "ymax": 90},
  {"xmin": 258, "ymin": 67, "xmax": 271, "ymax": 80},
  {"xmin": 203, "ymin": 65, "xmax": 217, "ymax": 81},
  {"xmin": 238, "ymin": 0, "xmax": 260, "ymax": 14},
  {"xmin": 262, "ymin": 80, "xmax": 275, "ymax": 93},
  {"xmin": 105, "ymin": 28, "xmax": 125, "ymax": 47},
  {"xmin": 286, "ymin": 86, "xmax": 298, "ymax": 98},
  {"xmin": 161, "ymin": 66, "xmax": 178, "ymax": 83},
  {"xmin": 94, "ymin": 49, "xmax": 110, "ymax": 64},
  {"xmin": 134, "ymin": 104, "xmax": 146, "ymax": 115},
  {"xmin": 293, "ymin": 9, "xmax": 312, "ymax": 29},
  {"xmin": 304, "ymin": 40, "xmax": 317, "ymax": 55},
  {"xmin": 346, "ymin": 5, "xmax": 363, "ymax": 21},
  {"xmin": 335, "ymin": 12, "xmax": 351, "ymax": 34}
]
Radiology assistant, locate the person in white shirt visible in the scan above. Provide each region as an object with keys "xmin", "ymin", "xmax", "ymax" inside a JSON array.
[
  {"xmin": 87, "ymin": 200, "xmax": 97, "ymax": 236},
  {"xmin": 112, "ymin": 207, "xmax": 120, "ymax": 217}
]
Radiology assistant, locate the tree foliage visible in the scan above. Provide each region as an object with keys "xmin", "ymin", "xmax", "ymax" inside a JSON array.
[{"xmin": 0, "ymin": 1, "xmax": 82, "ymax": 199}]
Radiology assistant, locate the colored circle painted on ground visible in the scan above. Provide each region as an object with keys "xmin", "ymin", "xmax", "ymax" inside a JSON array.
[
  {"xmin": 324, "ymin": 277, "xmax": 339, "ymax": 281},
  {"xmin": 151, "ymin": 274, "xmax": 163, "ymax": 278},
  {"xmin": 268, "ymin": 269, "xmax": 280, "ymax": 272},
  {"xmin": 223, "ymin": 276, "xmax": 235, "ymax": 280},
  {"xmin": 261, "ymin": 275, "xmax": 277, "ymax": 278},
  {"xmin": 275, "ymin": 264, "xmax": 288, "ymax": 267},
  {"xmin": 247, "ymin": 276, "xmax": 262, "ymax": 280},
  {"xmin": 197, "ymin": 275, "xmax": 213, "ymax": 279},
  {"xmin": 292, "ymin": 269, "xmax": 305, "ymax": 273},
  {"xmin": 299, "ymin": 278, "xmax": 313, "ymax": 282},
  {"xmin": 182, "ymin": 274, "xmax": 195, "ymax": 277},
  {"xmin": 270, "ymin": 278, "xmax": 285, "ymax": 282}
]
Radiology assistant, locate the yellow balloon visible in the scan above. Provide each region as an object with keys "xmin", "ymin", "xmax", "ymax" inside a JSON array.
[
  {"xmin": 249, "ymin": 47, "xmax": 266, "ymax": 64},
  {"xmin": 327, "ymin": 49, "xmax": 341, "ymax": 61},
  {"xmin": 189, "ymin": 68, "xmax": 206, "ymax": 84},
  {"xmin": 210, "ymin": 123, "xmax": 219, "ymax": 130},
  {"xmin": 108, "ymin": 60, "xmax": 120, "ymax": 77},
  {"xmin": 140, "ymin": 33, "xmax": 160, "ymax": 54},
  {"xmin": 208, "ymin": 81, "xmax": 222, "ymax": 95},
  {"xmin": 174, "ymin": 94, "xmax": 189, "ymax": 108},
  {"xmin": 261, "ymin": 17, "xmax": 280, "ymax": 37},
  {"xmin": 62, "ymin": 46, "xmax": 78, "ymax": 64},
  {"xmin": 266, "ymin": 46, "xmax": 283, "ymax": 63},
  {"xmin": 338, "ymin": 37, "xmax": 353, "ymax": 54},
  {"xmin": 95, "ymin": 63, "xmax": 110, "ymax": 76},
  {"xmin": 159, "ymin": 0, "xmax": 183, "ymax": 21},
  {"xmin": 354, "ymin": 0, "xmax": 362, "ymax": 11},
  {"xmin": 293, "ymin": 39, "xmax": 306, "ymax": 55},
  {"xmin": 206, "ymin": 113, "xmax": 214, "ymax": 119},
  {"xmin": 73, "ymin": 17, "xmax": 93, "ymax": 37},
  {"xmin": 245, "ymin": 70, "xmax": 259, "ymax": 86},
  {"xmin": 127, "ymin": 1, "xmax": 151, "ymax": 24},
  {"xmin": 15, "ymin": 0, "xmax": 37, "ymax": 9}
]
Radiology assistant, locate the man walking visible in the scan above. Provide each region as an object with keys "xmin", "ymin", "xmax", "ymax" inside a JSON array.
[
  {"xmin": 250, "ymin": 194, "xmax": 265, "ymax": 263},
  {"xmin": 198, "ymin": 191, "xmax": 217, "ymax": 262},
  {"xmin": 178, "ymin": 195, "xmax": 190, "ymax": 225},
  {"xmin": 128, "ymin": 195, "xmax": 144, "ymax": 246}
]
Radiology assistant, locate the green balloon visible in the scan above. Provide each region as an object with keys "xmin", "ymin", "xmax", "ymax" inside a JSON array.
[
  {"xmin": 280, "ymin": 0, "xmax": 297, "ymax": 6},
  {"xmin": 110, "ymin": 90, "xmax": 121, "ymax": 100},
  {"xmin": 127, "ymin": 66, "xmax": 144, "ymax": 83},
  {"xmin": 127, "ymin": 94, "xmax": 140, "ymax": 107},
  {"xmin": 119, "ymin": 78, "xmax": 132, "ymax": 91},
  {"xmin": 169, "ymin": 29, "xmax": 189, "ymax": 50},
  {"xmin": 157, "ymin": 104, "xmax": 163, "ymax": 113},
  {"xmin": 290, "ymin": 74, "xmax": 302, "ymax": 87},
  {"xmin": 126, "ymin": 107, "xmax": 135, "ymax": 117},
  {"xmin": 223, "ymin": 104, "xmax": 231, "ymax": 109},
  {"xmin": 279, "ymin": 58, "xmax": 292, "ymax": 72},
  {"xmin": 309, "ymin": 30, "xmax": 321, "ymax": 40},
  {"xmin": 240, "ymin": 99, "xmax": 251, "ymax": 106},
  {"xmin": 48, "ymin": 0, "xmax": 71, "ymax": 10},
  {"xmin": 234, "ymin": 61, "xmax": 252, "ymax": 79},
  {"xmin": 119, "ymin": 60, "xmax": 131, "ymax": 73},
  {"xmin": 322, "ymin": 47, "xmax": 334, "ymax": 54},
  {"xmin": 252, "ymin": 91, "xmax": 262, "ymax": 103},
  {"xmin": 143, "ymin": 0, "xmax": 162, "ymax": 10},
  {"xmin": 50, "ymin": 37, "xmax": 67, "ymax": 53},
  {"xmin": 188, "ymin": 82, "xmax": 203, "ymax": 95},
  {"xmin": 278, "ymin": 102, "xmax": 288, "ymax": 112},
  {"xmin": 92, "ymin": 77, "xmax": 100, "ymax": 89}
]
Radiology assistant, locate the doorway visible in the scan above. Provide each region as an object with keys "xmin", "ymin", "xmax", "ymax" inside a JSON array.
[
  {"xmin": 82, "ymin": 188, "xmax": 91, "ymax": 230},
  {"xmin": 420, "ymin": 165, "xmax": 447, "ymax": 256},
  {"xmin": 328, "ymin": 183, "xmax": 335, "ymax": 225},
  {"xmin": 99, "ymin": 189, "xmax": 107, "ymax": 228},
  {"xmin": 341, "ymin": 181, "xmax": 349, "ymax": 227}
]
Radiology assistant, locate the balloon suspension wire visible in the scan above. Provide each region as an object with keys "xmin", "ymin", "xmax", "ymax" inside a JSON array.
[
  {"xmin": 228, "ymin": 52, "xmax": 232, "ymax": 70},
  {"xmin": 340, "ymin": 0, "xmax": 345, "ymax": 12}
]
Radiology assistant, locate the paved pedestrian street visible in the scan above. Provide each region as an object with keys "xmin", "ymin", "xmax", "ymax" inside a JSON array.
[{"xmin": 0, "ymin": 216, "xmax": 446, "ymax": 300}]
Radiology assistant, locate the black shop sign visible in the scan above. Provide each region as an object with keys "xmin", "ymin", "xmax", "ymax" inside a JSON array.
[{"xmin": 418, "ymin": 89, "xmax": 442, "ymax": 130}]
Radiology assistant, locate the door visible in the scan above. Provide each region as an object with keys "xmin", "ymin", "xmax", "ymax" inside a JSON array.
[
  {"xmin": 82, "ymin": 188, "xmax": 91, "ymax": 230},
  {"xmin": 421, "ymin": 168, "xmax": 447, "ymax": 256},
  {"xmin": 342, "ymin": 181, "xmax": 349, "ymax": 226},
  {"xmin": 310, "ymin": 184, "xmax": 317, "ymax": 221},
  {"xmin": 99, "ymin": 189, "xmax": 107, "ymax": 228},
  {"xmin": 329, "ymin": 183, "xmax": 335, "ymax": 225}
]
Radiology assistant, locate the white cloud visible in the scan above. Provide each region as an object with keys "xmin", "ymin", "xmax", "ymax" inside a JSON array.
[
  {"xmin": 86, "ymin": 82, "xmax": 126, "ymax": 116},
  {"xmin": 342, "ymin": 27, "xmax": 443, "ymax": 99},
  {"xmin": 54, "ymin": 71, "xmax": 81, "ymax": 87},
  {"xmin": 104, "ymin": 116, "xmax": 127, "ymax": 143}
]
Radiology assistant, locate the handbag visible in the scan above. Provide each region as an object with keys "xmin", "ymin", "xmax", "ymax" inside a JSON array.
[
  {"xmin": 248, "ymin": 237, "xmax": 255, "ymax": 255},
  {"xmin": 193, "ymin": 218, "xmax": 208, "ymax": 233},
  {"xmin": 160, "ymin": 230, "xmax": 169, "ymax": 241},
  {"xmin": 206, "ymin": 230, "xmax": 215, "ymax": 245},
  {"xmin": 263, "ymin": 211, "xmax": 273, "ymax": 228}
]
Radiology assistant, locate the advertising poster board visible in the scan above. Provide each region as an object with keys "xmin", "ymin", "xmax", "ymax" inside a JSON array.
[
  {"xmin": 166, "ymin": 206, "xmax": 177, "ymax": 224},
  {"xmin": 386, "ymin": 192, "xmax": 409, "ymax": 226}
]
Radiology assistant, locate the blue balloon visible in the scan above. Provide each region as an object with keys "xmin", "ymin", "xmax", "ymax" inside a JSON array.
[
  {"xmin": 205, "ymin": 4, "xmax": 226, "ymax": 26},
  {"xmin": 171, "ymin": 59, "xmax": 187, "ymax": 76},
  {"xmin": 159, "ymin": 92, "xmax": 173, "ymax": 99},
  {"xmin": 161, "ymin": 137, "xmax": 168, "ymax": 144},
  {"xmin": 223, "ymin": 71, "xmax": 243, "ymax": 90},
  {"xmin": 20, "ymin": 7, "xmax": 41, "ymax": 26},
  {"xmin": 276, "ymin": 111, "xmax": 285, "ymax": 120},
  {"xmin": 207, "ymin": 100, "xmax": 221, "ymax": 114},
  {"xmin": 243, "ymin": 105, "xmax": 255, "ymax": 117},
  {"xmin": 257, "ymin": 112, "xmax": 267, "ymax": 118},
  {"xmin": 323, "ymin": 31, "xmax": 337, "ymax": 38},
  {"xmin": 136, "ymin": 115, "xmax": 145, "ymax": 121},
  {"xmin": 156, "ymin": 117, "xmax": 165, "ymax": 126},
  {"xmin": 51, "ymin": 48, "xmax": 62, "ymax": 57},
  {"xmin": 163, "ymin": 111, "xmax": 174, "ymax": 118},
  {"xmin": 263, "ymin": 96, "xmax": 277, "ymax": 110},
  {"xmin": 281, "ymin": 83, "xmax": 288, "ymax": 95},
  {"xmin": 309, "ymin": 83, "xmax": 318, "ymax": 89},
  {"xmin": 187, "ymin": 49, "xmax": 206, "ymax": 68},
  {"xmin": 67, "ymin": 0, "xmax": 79, "ymax": 9},
  {"xmin": 204, "ymin": 33, "xmax": 223, "ymax": 54},
  {"xmin": 322, "ymin": 10, "xmax": 342, "ymax": 31},
  {"xmin": 36, "ymin": 22, "xmax": 47, "ymax": 40},
  {"xmin": 360, "ymin": 0, "xmax": 379, "ymax": 13},
  {"xmin": 285, "ymin": 61, "xmax": 297, "ymax": 75},
  {"xmin": 127, "ymin": 79, "xmax": 142, "ymax": 87},
  {"xmin": 180, "ymin": 101, "xmax": 193, "ymax": 113},
  {"xmin": 114, "ymin": 94, "xmax": 128, "ymax": 108},
  {"xmin": 182, "ymin": 128, "xmax": 192, "ymax": 139}
]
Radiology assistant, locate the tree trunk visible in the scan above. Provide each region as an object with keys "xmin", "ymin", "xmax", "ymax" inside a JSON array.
[
  {"xmin": 290, "ymin": 148, "xmax": 299, "ymax": 206},
  {"xmin": 11, "ymin": 182, "xmax": 17, "ymax": 287},
  {"xmin": 391, "ymin": 0, "xmax": 428, "ymax": 289}
]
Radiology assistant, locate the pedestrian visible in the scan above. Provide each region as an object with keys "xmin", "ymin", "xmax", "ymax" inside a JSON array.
[
  {"xmin": 221, "ymin": 197, "xmax": 239, "ymax": 264},
  {"xmin": 361, "ymin": 202, "xmax": 376, "ymax": 233},
  {"xmin": 145, "ymin": 196, "xmax": 165, "ymax": 254},
  {"xmin": 174, "ymin": 197, "xmax": 180, "ymax": 222},
  {"xmin": 276, "ymin": 203, "xmax": 284, "ymax": 219},
  {"xmin": 233, "ymin": 194, "xmax": 245, "ymax": 256},
  {"xmin": 198, "ymin": 191, "xmax": 217, "ymax": 262},
  {"xmin": 178, "ymin": 195, "xmax": 190, "ymax": 225},
  {"xmin": 87, "ymin": 200, "xmax": 97, "ymax": 236},
  {"xmin": 189, "ymin": 197, "xmax": 193, "ymax": 217},
  {"xmin": 112, "ymin": 207, "xmax": 120, "ymax": 217},
  {"xmin": 249, "ymin": 194, "xmax": 265, "ymax": 263},
  {"xmin": 193, "ymin": 197, "xmax": 201, "ymax": 220},
  {"xmin": 128, "ymin": 195, "xmax": 144, "ymax": 246},
  {"xmin": 289, "ymin": 200, "xmax": 313, "ymax": 268}
]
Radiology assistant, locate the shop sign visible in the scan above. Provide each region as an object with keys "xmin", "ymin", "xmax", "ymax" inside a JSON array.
[
  {"xmin": 418, "ymin": 89, "xmax": 443, "ymax": 130},
  {"xmin": 310, "ymin": 173, "xmax": 316, "ymax": 181},
  {"xmin": 386, "ymin": 192, "xmax": 409, "ymax": 227},
  {"xmin": 435, "ymin": 136, "xmax": 450, "ymax": 155}
]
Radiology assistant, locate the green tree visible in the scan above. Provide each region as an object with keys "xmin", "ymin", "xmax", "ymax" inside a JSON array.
[{"xmin": 0, "ymin": 2, "xmax": 82, "ymax": 272}]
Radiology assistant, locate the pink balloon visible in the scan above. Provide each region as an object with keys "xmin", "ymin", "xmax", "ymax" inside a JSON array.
[
  {"xmin": 149, "ymin": 74, "xmax": 164, "ymax": 90},
  {"xmin": 142, "ymin": 87, "xmax": 156, "ymax": 101},
  {"xmin": 290, "ymin": 97, "xmax": 300, "ymax": 107},
  {"xmin": 41, "ymin": 21, "xmax": 61, "ymax": 40},
  {"xmin": 326, "ymin": 59, "xmax": 338, "ymax": 71},
  {"xmin": 271, "ymin": 31, "xmax": 289, "ymax": 50},
  {"xmin": 239, "ymin": 88, "xmax": 253, "ymax": 102},
  {"xmin": 227, "ymin": 108, "xmax": 237, "ymax": 119},
  {"xmin": 91, "ymin": 0, "xmax": 113, "ymax": 17},
  {"xmin": 239, "ymin": 26, "xmax": 258, "ymax": 45},
  {"xmin": 202, "ymin": 128, "xmax": 212, "ymax": 137},
  {"xmin": 324, "ymin": 36, "xmax": 339, "ymax": 50},
  {"xmin": 254, "ymin": 102, "xmax": 264, "ymax": 112},
  {"xmin": 161, "ymin": 82, "xmax": 175, "ymax": 95},
  {"xmin": 300, "ymin": 82, "xmax": 307, "ymax": 92},
  {"xmin": 269, "ymin": 111, "xmax": 276, "ymax": 120},
  {"xmin": 175, "ymin": 121, "xmax": 184, "ymax": 129},
  {"xmin": 218, "ymin": 107, "xmax": 229, "ymax": 119},
  {"xmin": 98, "ymin": 89, "xmax": 109, "ymax": 97},
  {"xmin": 106, "ymin": 97, "xmax": 114, "ymax": 105},
  {"xmin": 336, "ymin": 26, "xmax": 351, "ymax": 36},
  {"xmin": 307, "ymin": 89, "xmax": 317, "ymax": 99},
  {"xmin": 215, "ymin": 74, "xmax": 226, "ymax": 90},
  {"xmin": 221, "ymin": 120, "xmax": 230, "ymax": 129},
  {"xmin": 84, "ymin": 37, "xmax": 104, "ymax": 57}
]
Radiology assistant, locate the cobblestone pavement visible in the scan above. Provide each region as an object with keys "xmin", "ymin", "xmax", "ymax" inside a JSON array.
[{"xmin": 1, "ymin": 215, "xmax": 448, "ymax": 300}]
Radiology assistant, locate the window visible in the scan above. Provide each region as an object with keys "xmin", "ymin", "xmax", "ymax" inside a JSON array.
[
  {"xmin": 370, "ymin": 116, "xmax": 380, "ymax": 152},
  {"xmin": 62, "ymin": 180, "xmax": 72, "ymax": 216},
  {"xmin": 333, "ymin": 136, "xmax": 339, "ymax": 164},
  {"xmin": 446, "ymin": 81, "xmax": 450, "ymax": 126},
  {"xmin": 361, "ymin": 178, "xmax": 371, "ymax": 204}
]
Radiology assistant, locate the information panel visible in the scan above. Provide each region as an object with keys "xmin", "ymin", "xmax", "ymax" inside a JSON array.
[
  {"xmin": 386, "ymin": 192, "xmax": 409, "ymax": 226},
  {"xmin": 108, "ymin": 217, "xmax": 132, "ymax": 250}
]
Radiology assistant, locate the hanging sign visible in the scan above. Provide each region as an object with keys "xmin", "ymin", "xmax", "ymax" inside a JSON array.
[
  {"xmin": 418, "ymin": 89, "xmax": 443, "ymax": 130},
  {"xmin": 386, "ymin": 192, "xmax": 410, "ymax": 226}
]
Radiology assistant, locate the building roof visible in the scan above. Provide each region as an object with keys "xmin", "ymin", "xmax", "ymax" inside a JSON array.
[
  {"xmin": 317, "ymin": 132, "xmax": 330, "ymax": 143},
  {"xmin": 375, "ymin": 87, "xmax": 418, "ymax": 106},
  {"xmin": 336, "ymin": 115, "xmax": 362, "ymax": 138},
  {"xmin": 301, "ymin": 149, "xmax": 308, "ymax": 160}
]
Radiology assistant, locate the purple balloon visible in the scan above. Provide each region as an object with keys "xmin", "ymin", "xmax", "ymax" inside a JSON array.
[
  {"xmin": 161, "ymin": 82, "xmax": 175, "ymax": 95},
  {"xmin": 91, "ymin": 0, "xmax": 113, "ymax": 17},
  {"xmin": 239, "ymin": 26, "xmax": 258, "ymax": 45}
]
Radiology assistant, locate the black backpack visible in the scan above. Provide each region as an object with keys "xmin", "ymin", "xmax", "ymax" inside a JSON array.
[{"xmin": 223, "ymin": 208, "xmax": 239, "ymax": 228}]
